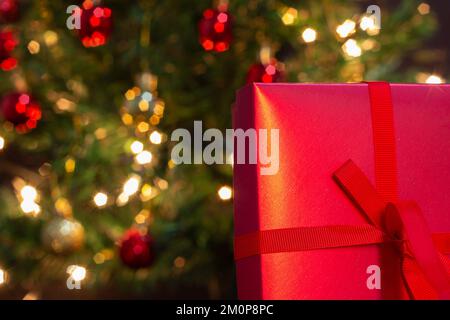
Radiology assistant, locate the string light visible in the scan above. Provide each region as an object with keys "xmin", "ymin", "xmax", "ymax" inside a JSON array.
[
  {"xmin": 93, "ymin": 249, "xmax": 114, "ymax": 264},
  {"xmin": 156, "ymin": 178, "xmax": 168, "ymax": 190},
  {"xmin": 121, "ymin": 113, "xmax": 133, "ymax": 125},
  {"xmin": 93, "ymin": 192, "xmax": 108, "ymax": 207},
  {"xmin": 149, "ymin": 115, "xmax": 160, "ymax": 125},
  {"xmin": 116, "ymin": 192, "xmax": 129, "ymax": 206},
  {"xmin": 417, "ymin": 3, "xmax": 430, "ymax": 15},
  {"xmin": 140, "ymin": 183, "xmax": 156, "ymax": 202},
  {"xmin": 125, "ymin": 89, "xmax": 135, "ymax": 101},
  {"xmin": 56, "ymin": 98, "xmax": 76, "ymax": 112},
  {"xmin": 360, "ymin": 16, "xmax": 374, "ymax": 30},
  {"xmin": 0, "ymin": 268, "xmax": 6, "ymax": 285},
  {"xmin": 342, "ymin": 39, "xmax": 362, "ymax": 57},
  {"xmin": 20, "ymin": 201, "xmax": 40, "ymax": 215},
  {"xmin": 149, "ymin": 131, "xmax": 162, "ymax": 144},
  {"xmin": 134, "ymin": 212, "xmax": 146, "ymax": 224},
  {"xmin": 92, "ymin": 252, "xmax": 106, "ymax": 264},
  {"xmin": 218, "ymin": 185, "xmax": 232, "ymax": 201},
  {"xmin": 21, "ymin": 185, "xmax": 37, "ymax": 201},
  {"xmin": 117, "ymin": 175, "xmax": 141, "ymax": 206},
  {"xmin": 65, "ymin": 158, "xmax": 76, "ymax": 173},
  {"xmin": 135, "ymin": 209, "xmax": 150, "ymax": 224},
  {"xmin": 137, "ymin": 121, "xmax": 150, "ymax": 133},
  {"xmin": 21, "ymin": 199, "xmax": 39, "ymax": 215},
  {"xmin": 93, "ymin": 253, "xmax": 105, "ymax": 264},
  {"xmin": 360, "ymin": 16, "xmax": 379, "ymax": 35},
  {"xmin": 138, "ymin": 100, "xmax": 149, "ymax": 112},
  {"xmin": 55, "ymin": 197, "xmax": 73, "ymax": 217},
  {"xmin": 132, "ymin": 86, "xmax": 141, "ymax": 96},
  {"xmin": 168, "ymin": 159, "xmax": 176, "ymax": 169},
  {"xmin": 123, "ymin": 175, "xmax": 141, "ymax": 196},
  {"xmin": 153, "ymin": 101, "xmax": 165, "ymax": 116},
  {"xmin": 336, "ymin": 20, "xmax": 356, "ymax": 38},
  {"xmin": 94, "ymin": 128, "xmax": 107, "ymax": 140},
  {"xmin": 67, "ymin": 265, "xmax": 86, "ymax": 282},
  {"xmin": 27, "ymin": 40, "xmax": 40, "ymax": 54},
  {"xmin": 135, "ymin": 150, "xmax": 153, "ymax": 165},
  {"xmin": 43, "ymin": 30, "xmax": 58, "ymax": 46},
  {"xmin": 281, "ymin": 7, "xmax": 298, "ymax": 25},
  {"xmin": 19, "ymin": 185, "xmax": 41, "ymax": 216},
  {"xmin": 130, "ymin": 141, "xmax": 144, "ymax": 154},
  {"xmin": 142, "ymin": 92, "xmax": 153, "ymax": 102},
  {"xmin": 425, "ymin": 74, "xmax": 444, "ymax": 84},
  {"xmin": 0, "ymin": 136, "xmax": 5, "ymax": 150},
  {"xmin": 361, "ymin": 39, "xmax": 377, "ymax": 51},
  {"xmin": 301, "ymin": 27, "xmax": 317, "ymax": 43}
]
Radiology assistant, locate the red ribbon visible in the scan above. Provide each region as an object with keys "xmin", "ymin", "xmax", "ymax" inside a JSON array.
[{"xmin": 234, "ymin": 82, "xmax": 450, "ymax": 299}]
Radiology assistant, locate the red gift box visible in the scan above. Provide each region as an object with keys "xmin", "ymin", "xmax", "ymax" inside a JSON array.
[{"xmin": 233, "ymin": 82, "xmax": 450, "ymax": 300}]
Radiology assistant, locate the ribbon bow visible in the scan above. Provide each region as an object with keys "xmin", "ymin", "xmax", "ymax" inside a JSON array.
[{"xmin": 334, "ymin": 159, "xmax": 450, "ymax": 299}]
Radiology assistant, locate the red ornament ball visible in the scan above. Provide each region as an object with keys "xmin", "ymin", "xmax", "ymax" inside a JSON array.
[
  {"xmin": 0, "ymin": 93, "xmax": 42, "ymax": 133},
  {"xmin": 246, "ymin": 60, "xmax": 285, "ymax": 84},
  {"xmin": 0, "ymin": 0, "xmax": 20, "ymax": 23},
  {"xmin": 198, "ymin": 9, "xmax": 232, "ymax": 52},
  {"xmin": 0, "ymin": 30, "xmax": 18, "ymax": 71},
  {"xmin": 78, "ymin": 4, "xmax": 112, "ymax": 48},
  {"xmin": 119, "ymin": 229, "xmax": 155, "ymax": 269}
]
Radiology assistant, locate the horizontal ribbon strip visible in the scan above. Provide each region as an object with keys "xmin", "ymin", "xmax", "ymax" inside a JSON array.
[
  {"xmin": 234, "ymin": 226, "xmax": 449, "ymax": 261},
  {"xmin": 234, "ymin": 225, "xmax": 385, "ymax": 260}
]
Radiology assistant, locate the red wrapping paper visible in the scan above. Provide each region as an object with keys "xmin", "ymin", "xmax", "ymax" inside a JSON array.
[{"xmin": 233, "ymin": 83, "xmax": 450, "ymax": 299}]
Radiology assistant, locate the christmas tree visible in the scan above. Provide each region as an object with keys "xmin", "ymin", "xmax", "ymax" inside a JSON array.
[{"xmin": 0, "ymin": 0, "xmax": 446, "ymax": 299}]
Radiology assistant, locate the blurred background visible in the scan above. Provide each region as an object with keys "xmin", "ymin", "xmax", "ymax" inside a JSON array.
[{"xmin": 0, "ymin": 0, "xmax": 448, "ymax": 299}]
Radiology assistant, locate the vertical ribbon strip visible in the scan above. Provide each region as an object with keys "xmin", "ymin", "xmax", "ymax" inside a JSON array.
[{"xmin": 366, "ymin": 81, "xmax": 399, "ymax": 203}]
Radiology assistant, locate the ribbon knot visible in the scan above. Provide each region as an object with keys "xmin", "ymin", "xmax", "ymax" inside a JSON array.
[
  {"xmin": 382, "ymin": 204, "xmax": 402, "ymax": 238},
  {"xmin": 381, "ymin": 203, "xmax": 413, "ymax": 260}
]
